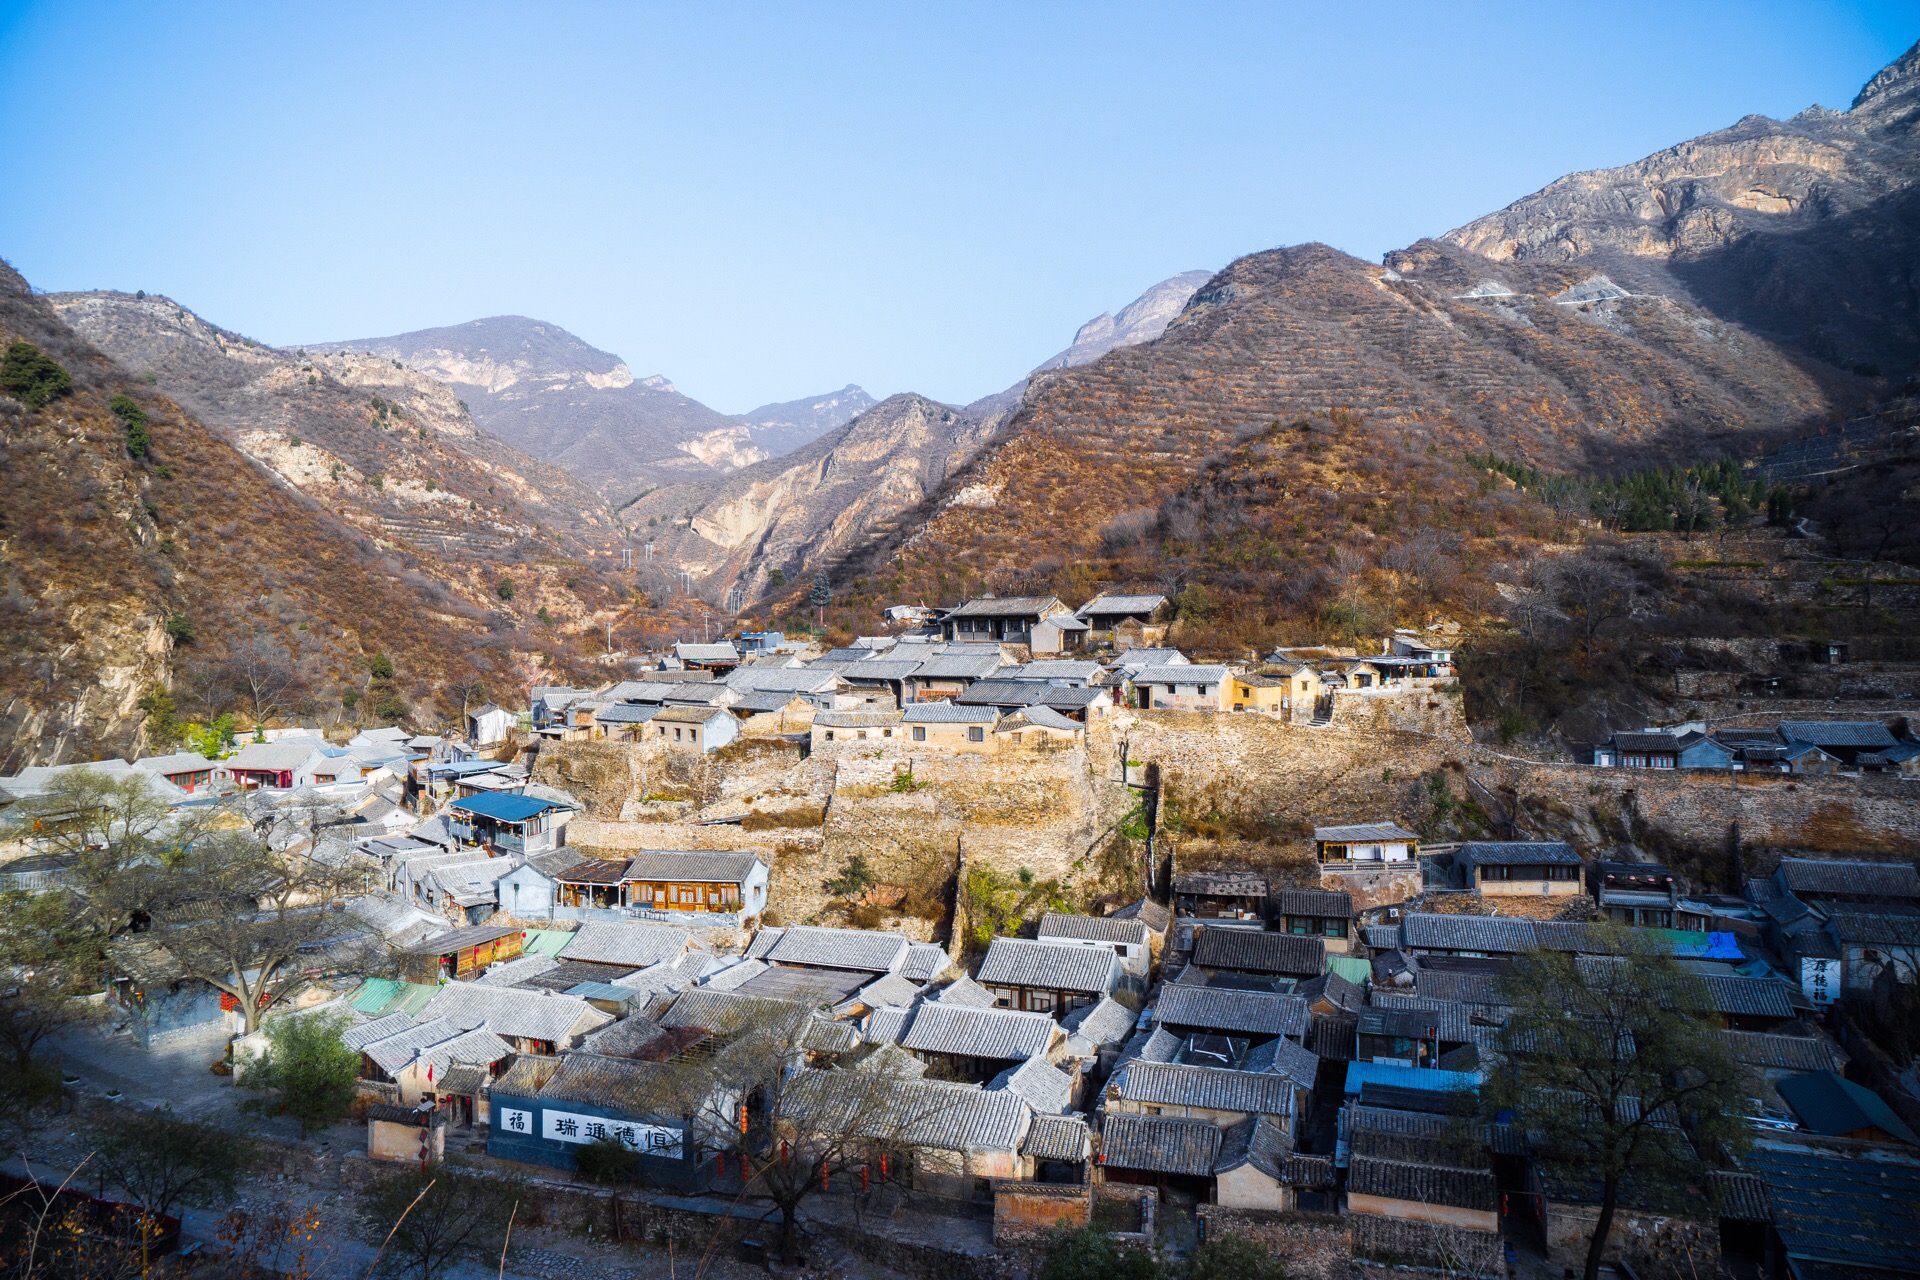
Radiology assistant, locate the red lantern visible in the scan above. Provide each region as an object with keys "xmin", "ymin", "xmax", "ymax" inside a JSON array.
[
  {"xmin": 821, "ymin": 1163, "xmax": 829, "ymax": 1192},
  {"xmin": 860, "ymin": 1166, "xmax": 870, "ymax": 1192},
  {"xmin": 879, "ymin": 1154, "xmax": 888, "ymax": 1183}
]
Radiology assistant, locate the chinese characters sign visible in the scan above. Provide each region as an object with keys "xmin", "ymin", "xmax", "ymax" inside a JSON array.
[
  {"xmin": 1801, "ymin": 957, "xmax": 1838, "ymax": 1007},
  {"xmin": 533, "ymin": 1105, "xmax": 683, "ymax": 1159}
]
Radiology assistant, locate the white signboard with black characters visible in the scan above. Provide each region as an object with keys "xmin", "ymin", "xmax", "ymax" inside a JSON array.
[
  {"xmin": 1801, "ymin": 956, "xmax": 1839, "ymax": 1007},
  {"xmin": 536, "ymin": 1108, "xmax": 682, "ymax": 1157}
]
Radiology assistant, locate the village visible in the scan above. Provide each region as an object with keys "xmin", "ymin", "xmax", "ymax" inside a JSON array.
[{"xmin": 3, "ymin": 589, "xmax": 1919, "ymax": 1280}]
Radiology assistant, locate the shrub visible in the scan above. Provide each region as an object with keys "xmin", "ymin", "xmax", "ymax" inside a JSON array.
[
  {"xmin": 369, "ymin": 652, "xmax": 395, "ymax": 680},
  {"xmin": 165, "ymin": 614, "xmax": 194, "ymax": 645},
  {"xmin": 496, "ymin": 578, "xmax": 515, "ymax": 601},
  {"xmin": 0, "ymin": 342, "xmax": 73, "ymax": 409},
  {"xmin": 240, "ymin": 1010, "xmax": 360, "ymax": 1136},
  {"xmin": 823, "ymin": 854, "xmax": 878, "ymax": 899},
  {"xmin": 110, "ymin": 394, "xmax": 151, "ymax": 458}
]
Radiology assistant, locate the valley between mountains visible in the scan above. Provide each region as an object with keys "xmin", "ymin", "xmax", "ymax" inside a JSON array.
[{"xmin": 3, "ymin": 40, "xmax": 1920, "ymax": 766}]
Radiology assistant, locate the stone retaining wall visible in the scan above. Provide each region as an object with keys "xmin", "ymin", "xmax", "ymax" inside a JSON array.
[{"xmin": 1194, "ymin": 1205, "xmax": 1350, "ymax": 1279}]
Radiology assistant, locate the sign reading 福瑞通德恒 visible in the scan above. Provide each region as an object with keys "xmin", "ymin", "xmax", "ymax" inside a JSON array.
[{"xmin": 538, "ymin": 1108, "xmax": 682, "ymax": 1157}]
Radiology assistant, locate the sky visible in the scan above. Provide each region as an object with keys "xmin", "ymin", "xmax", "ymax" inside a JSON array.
[{"xmin": 0, "ymin": 4, "xmax": 1913, "ymax": 412}]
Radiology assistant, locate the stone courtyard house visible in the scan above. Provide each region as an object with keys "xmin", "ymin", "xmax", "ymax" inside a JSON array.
[
  {"xmin": 897, "ymin": 1001, "xmax": 1065, "ymax": 1081},
  {"xmin": 399, "ymin": 924, "xmax": 524, "ymax": 981},
  {"xmin": 620, "ymin": 850, "xmax": 770, "ymax": 924},
  {"xmin": 448, "ymin": 792, "xmax": 570, "ymax": 856},
  {"xmin": 1172, "ymin": 871, "xmax": 1269, "ymax": 921},
  {"xmin": 977, "ymin": 937, "xmax": 1122, "ymax": 1017},
  {"xmin": 940, "ymin": 595, "xmax": 1076, "ymax": 646},
  {"xmin": 1274, "ymin": 888, "xmax": 1355, "ymax": 952},
  {"xmin": 1227, "ymin": 672, "xmax": 1288, "ymax": 713},
  {"xmin": 1315, "ymin": 822, "xmax": 1419, "ymax": 867},
  {"xmin": 1455, "ymin": 841, "xmax": 1585, "ymax": 899},
  {"xmin": 1127, "ymin": 664, "xmax": 1231, "ymax": 711},
  {"xmin": 647, "ymin": 704, "xmax": 739, "ymax": 752},
  {"xmin": 901, "ymin": 701, "xmax": 999, "ymax": 751},
  {"xmin": 1036, "ymin": 912, "xmax": 1153, "ymax": 978},
  {"xmin": 131, "ymin": 750, "xmax": 217, "ymax": 793},
  {"xmin": 1189, "ymin": 928, "xmax": 1326, "ymax": 982},
  {"xmin": 1076, "ymin": 593, "xmax": 1171, "ymax": 647},
  {"xmin": 810, "ymin": 708, "xmax": 903, "ymax": 749}
]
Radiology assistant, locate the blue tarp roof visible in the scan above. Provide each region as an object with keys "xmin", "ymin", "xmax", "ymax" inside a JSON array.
[
  {"xmin": 449, "ymin": 792, "xmax": 557, "ymax": 822},
  {"xmin": 424, "ymin": 759, "xmax": 507, "ymax": 777},
  {"xmin": 1344, "ymin": 1061, "xmax": 1479, "ymax": 1095}
]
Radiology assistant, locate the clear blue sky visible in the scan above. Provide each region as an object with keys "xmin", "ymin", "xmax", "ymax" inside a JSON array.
[{"xmin": 0, "ymin": 3, "xmax": 1912, "ymax": 412}]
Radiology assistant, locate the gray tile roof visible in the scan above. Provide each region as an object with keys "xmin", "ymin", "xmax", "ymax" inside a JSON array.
[
  {"xmin": 1214, "ymin": 1113, "xmax": 1292, "ymax": 1179},
  {"xmin": 1273, "ymin": 888, "xmax": 1354, "ymax": 919},
  {"xmin": 1127, "ymin": 664, "xmax": 1230, "ymax": 685},
  {"xmin": 944, "ymin": 596, "xmax": 1066, "ymax": 619},
  {"xmin": 657, "ymin": 988, "xmax": 807, "ymax": 1034},
  {"xmin": 844, "ymin": 973, "xmax": 921, "ymax": 1011},
  {"xmin": 1458, "ymin": 841, "xmax": 1582, "ymax": 867},
  {"xmin": 1037, "ymin": 913, "xmax": 1151, "ymax": 948},
  {"xmin": 931, "ymin": 975, "xmax": 999, "ymax": 1008},
  {"xmin": 1777, "ymin": 720, "xmax": 1899, "ymax": 749},
  {"xmin": 560, "ymin": 922, "xmax": 695, "ymax": 968},
  {"xmin": 901, "ymin": 1002, "xmax": 1060, "ymax": 1061},
  {"xmin": 1153, "ymin": 985, "xmax": 1308, "ymax": 1038},
  {"xmin": 1362, "ymin": 924, "xmax": 1402, "ymax": 950},
  {"xmin": 537, "ymin": 1052, "xmax": 682, "ymax": 1115},
  {"xmin": 901, "ymin": 702, "xmax": 999, "ymax": 724},
  {"xmin": 732, "ymin": 689, "xmax": 807, "ymax": 713},
  {"xmin": 724, "ymin": 668, "xmax": 846, "ymax": 694},
  {"xmin": 1402, "ymin": 914, "xmax": 1539, "ymax": 954},
  {"xmin": 787, "ymin": 1071, "xmax": 1031, "ymax": 1154},
  {"xmin": 901, "ymin": 943, "xmax": 952, "ymax": 983},
  {"xmin": 1192, "ymin": 929, "xmax": 1325, "ymax": 977},
  {"xmin": 1021, "ymin": 1113, "xmax": 1092, "ymax": 1162},
  {"xmin": 813, "ymin": 709, "xmax": 905, "ymax": 729},
  {"xmin": 1365, "ymin": 994, "xmax": 1476, "ymax": 1043},
  {"xmin": 620, "ymin": 850, "xmax": 764, "ymax": 885},
  {"xmin": 864, "ymin": 1006, "xmax": 915, "ymax": 1045},
  {"xmin": 1702, "ymin": 975, "xmax": 1796, "ymax": 1019},
  {"xmin": 1252, "ymin": 1034, "xmax": 1322, "ymax": 1090},
  {"xmin": 1078, "ymin": 593, "xmax": 1168, "ymax": 616},
  {"xmin": 343, "ymin": 1011, "xmax": 420, "ymax": 1052},
  {"xmin": 837, "ymin": 660, "xmax": 924, "ymax": 681},
  {"xmin": 909, "ymin": 654, "xmax": 1004, "ymax": 680},
  {"xmin": 1112, "ymin": 897, "xmax": 1172, "ymax": 932},
  {"xmin": 996, "ymin": 660, "xmax": 1105, "ymax": 683},
  {"xmin": 1305, "ymin": 1013, "xmax": 1358, "ymax": 1060},
  {"xmin": 1823, "ymin": 904, "xmax": 1920, "ymax": 946},
  {"xmin": 594, "ymin": 703, "xmax": 661, "ymax": 724},
  {"xmin": 956, "ymin": 682, "xmax": 1106, "ymax": 710},
  {"xmin": 358, "ymin": 1017, "xmax": 461, "ymax": 1075},
  {"xmin": 1113, "ymin": 1060, "xmax": 1295, "ymax": 1117},
  {"xmin": 977, "ymin": 937, "xmax": 1121, "ymax": 994},
  {"xmin": 1315, "ymin": 823, "xmax": 1419, "ymax": 844},
  {"xmin": 764, "ymin": 925, "xmax": 911, "ymax": 973},
  {"xmin": 1001, "ymin": 706, "xmax": 1083, "ymax": 733},
  {"xmin": 1174, "ymin": 872, "xmax": 1268, "ymax": 898},
  {"xmin": 1348, "ymin": 1156, "xmax": 1496, "ymax": 1211},
  {"xmin": 421, "ymin": 983, "xmax": 611, "ymax": 1045},
  {"xmin": 1777, "ymin": 857, "xmax": 1920, "ymax": 900},
  {"xmin": 415, "ymin": 1027, "xmax": 514, "ymax": 1079},
  {"xmin": 1099, "ymin": 1112, "xmax": 1221, "ymax": 1176},
  {"xmin": 989, "ymin": 1055, "xmax": 1074, "ymax": 1114},
  {"xmin": 1719, "ymin": 1030, "xmax": 1848, "ymax": 1074},
  {"xmin": 1061, "ymin": 996, "xmax": 1137, "ymax": 1047}
]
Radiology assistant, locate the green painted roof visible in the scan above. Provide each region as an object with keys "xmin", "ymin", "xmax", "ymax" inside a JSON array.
[
  {"xmin": 1326, "ymin": 954, "xmax": 1372, "ymax": 985},
  {"xmin": 348, "ymin": 977, "xmax": 440, "ymax": 1017},
  {"xmin": 1776, "ymin": 1070, "xmax": 1918, "ymax": 1144},
  {"xmin": 522, "ymin": 928, "xmax": 574, "ymax": 957}
]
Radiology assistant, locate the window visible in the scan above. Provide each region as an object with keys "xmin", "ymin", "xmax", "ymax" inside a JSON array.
[
  {"xmin": 672, "ymin": 727, "xmax": 682, "ymax": 741},
  {"xmin": 968, "ymin": 726, "xmax": 984, "ymax": 742},
  {"xmin": 912, "ymin": 726, "xmax": 926, "ymax": 742},
  {"xmin": 883, "ymin": 728, "xmax": 893, "ymax": 737},
  {"xmin": 1290, "ymin": 919, "xmax": 1312, "ymax": 935},
  {"xmin": 825, "ymin": 730, "xmax": 835, "ymax": 741},
  {"xmin": 1324, "ymin": 919, "xmax": 1348, "ymax": 938}
]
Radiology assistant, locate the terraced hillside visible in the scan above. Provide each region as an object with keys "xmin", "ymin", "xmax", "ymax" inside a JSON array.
[{"xmin": 0, "ymin": 264, "xmax": 544, "ymax": 767}]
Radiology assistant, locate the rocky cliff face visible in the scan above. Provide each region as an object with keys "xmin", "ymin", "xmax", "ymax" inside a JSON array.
[
  {"xmin": 49, "ymin": 293, "xmax": 626, "ymax": 577},
  {"xmin": 1032, "ymin": 270, "xmax": 1216, "ymax": 372},
  {"xmin": 1442, "ymin": 38, "xmax": 1920, "ymax": 377},
  {"xmin": 621, "ymin": 393, "xmax": 1008, "ymax": 598},
  {"xmin": 730, "ymin": 384, "xmax": 878, "ymax": 458},
  {"xmin": 309, "ymin": 316, "xmax": 750, "ymax": 496},
  {"xmin": 1, "ymin": 266, "xmax": 547, "ymax": 767}
]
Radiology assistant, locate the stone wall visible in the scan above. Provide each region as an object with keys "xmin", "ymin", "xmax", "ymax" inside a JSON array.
[
  {"xmin": 1194, "ymin": 1206, "xmax": 1350, "ymax": 1280},
  {"xmin": 992, "ymin": 1182, "xmax": 1090, "ymax": 1242},
  {"xmin": 1544, "ymin": 1202, "xmax": 1719, "ymax": 1278},
  {"xmin": 1348, "ymin": 1213, "xmax": 1504, "ymax": 1277}
]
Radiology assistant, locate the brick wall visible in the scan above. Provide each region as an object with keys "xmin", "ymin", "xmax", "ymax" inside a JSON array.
[{"xmin": 1194, "ymin": 1205, "xmax": 1350, "ymax": 1280}]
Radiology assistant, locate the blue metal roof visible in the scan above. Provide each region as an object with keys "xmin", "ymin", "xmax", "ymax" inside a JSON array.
[
  {"xmin": 1343, "ymin": 1061, "xmax": 1478, "ymax": 1095},
  {"xmin": 449, "ymin": 792, "xmax": 558, "ymax": 822}
]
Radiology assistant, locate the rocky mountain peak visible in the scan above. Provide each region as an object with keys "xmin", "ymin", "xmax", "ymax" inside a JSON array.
[
  {"xmin": 1852, "ymin": 38, "xmax": 1920, "ymax": 112},
  {"xmin": 1032, "ymin": 270, "xmax": 1216, "ymax": 372}
]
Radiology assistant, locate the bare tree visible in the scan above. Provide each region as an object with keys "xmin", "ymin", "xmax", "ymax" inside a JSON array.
[
  {"xmin": 655, "ymin": 1000, "xmax": 964, "ymax": 1266},
  {"xmin": 1483, "ymin": 927, "xmax": 1750, "ymax": 1280},
  {"xmin": 1672, "ymin": 477, "xmax": 1714, "ymax": 541},
  {"xmin": 107, "ymin": 830, "xmax": 385, "ymax": 1036},
  {"xmin": 1548, "ymin": 550, "xmax": 1640, "ymax": 669},
  {"xmin": 89, "ymin": 1108, "xmax": 253, "ymax": 1267},
  {"xmin": 219, "ymin": 635, "xmax": 305, "ymax": 728}
]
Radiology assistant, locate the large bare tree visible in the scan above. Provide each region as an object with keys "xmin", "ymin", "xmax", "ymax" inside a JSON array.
[
  {"xmin": 1482, "ymin": 927, "xmax": 1750, "ymax": 1280},
  {"xmin": 108, "ymin": 830, "xmax": 386, "ymax": 1036},
  {"xmin": 654, "ymin": 999, "xmax": 965, "ymax": 1266}
]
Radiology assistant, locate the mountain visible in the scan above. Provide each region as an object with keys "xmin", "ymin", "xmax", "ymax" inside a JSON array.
[
  {"xmin": 308, "ymin": 317, "xmax": 747, "ymax": 495},
  {"xmin": 831, "ymin": 46, "xmax": 1920, "ymax": 635},
  {"xmin": 731, "ymin": 384, "xmax": 877, "ymax": 457},
  {"xmin": 0, "ymin": 265, "xmax": 561, "ymax": 767},
  {"xmin": 48, "ymin": 293, "xmax": 626, "ymax": 575},
  {"xmin": 620, "ymin": 393, "xmax": 1009, "ymax": 599},
  {"xmin": 1442, "ymin": 40, "xmax": 1920, "ymax": 379},
  {"xmin": 1032, "ymin": 270, "xmax": 1216, "ymax": 372}
]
